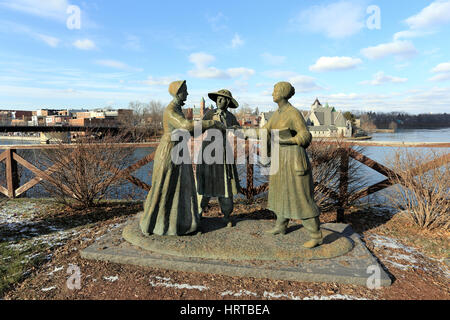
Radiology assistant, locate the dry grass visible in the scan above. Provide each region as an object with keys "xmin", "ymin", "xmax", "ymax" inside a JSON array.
[{"xmin": 385, "ymin": 148, "xmax": 449, "ymax": 231}]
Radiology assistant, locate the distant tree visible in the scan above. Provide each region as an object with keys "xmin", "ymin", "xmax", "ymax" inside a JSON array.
[
  {"xmin": 389, "ymin": 121, "xmax": 398, "ymax": 131},
  {"xmin": 121, "ymin": 100, "xmax": 164, "ymax": 140},
  {"xmin": 343, "ymin": 111, "xmax": 356, "ymax": 125},
  {"xmin": 148, "ymin": 101, "xmax": 164, "ymax": 132},
  {"xmin": 236, "ymin": 104, "xmax": 254, "ymax": 118}
]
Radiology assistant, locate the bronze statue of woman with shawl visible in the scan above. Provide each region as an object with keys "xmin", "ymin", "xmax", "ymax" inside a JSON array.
[
  {"xmin": 247, "ymin": 82, "xmax": 323, "ymax": 248},
  {"xmin": 140, "ymin": 80, "xmax": 224, "ymax": 236}
]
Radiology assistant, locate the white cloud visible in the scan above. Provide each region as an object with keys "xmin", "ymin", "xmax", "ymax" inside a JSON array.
[
  {"xmin": 73, "ymin": 39, "xmax": 96, "ymax": 50},
  {"xmin": 142, "ymin": 76, "xmax": 174, "ymax": 86},
  {"xmin": 289, "ymin": 75, "xmax": 324, "ymax": 93},
  {"xmin": 188, "ymin": 52, "xmax": 255, "ymax": 80},
  {"xmin": 431, "ymin": 62, "xmax": 450, "ymax": 73},
  {"xmin": 393, "ymin": 30, "xmax": 433, "ymax": 41},
  {"xmin": 291, "ymin": 1, "xmax": 365, "ymax": 38},
  {"xmin": 206, "ymin": 12, "xmax": 228, "ymax": 32},
  {"xmin": 95, "ymin": 60, "xmax": 142, "ymax": 72},
  {"xmin": 231, "ymin": 33, "xmax": 244, "ymax": 48},
  {"xmin": 261, "ymin": 53, "xmax": 286, "ymax": 66},
  {"xmin": 189, "ymin": 67, "xmax": 229, "ymax": 79},
  {"xmin": 189, "ymin": 52, "xmax": 216, "ymax": 69},
  {"xmin": 35, "ymin": 33, "xmax": 60, "ymax": 47},
  {"xmin": 309, "ymin": 56, "xmax": 362, "ymax": 72},
  {"xmin": 0, "ymin": 84, "xmax": 152, "ymax": 106},
  {"xmin": 360, "ymin": 71, "xmax": 408, "ymax": 86},
  {"xmin": 429, "ymin": 62, "xmax": 450, "ymax": 82},
  {"xmin": 263, "ymin": 70, "xmax": 323, "ymax": 93},
  {"xmin": 405, "ymin": 0, "xmax": 450, "ymax": 30},
  {"xmin": 305, "ymin": 86, "xmax": 450, "ymax": 113},
  {"xmin": 361, "ymin": 41, "xmax": 417, "ymax": 60},
  {"xmin": 0, "ymin": 0, "xmax": 70, "ymax": 21},
  {"xmin": 0, "ymin": 21, "xmax": 60, "ymax": 47},
  {"xmin": 394, "ymin": 1, "xmax": 450, "ymax": 40},
  {"xmin": 429, "ymin": 73, "xmax": 450, "ymax": 82},
  {"xmin": 227, "ymin": 67, "xmax": 255, "ymax": 79}
]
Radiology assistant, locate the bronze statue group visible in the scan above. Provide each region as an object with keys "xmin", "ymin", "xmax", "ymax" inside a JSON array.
[{"xmin": 139, "ymin": 80, "xmax": 323, "ymax": 249}]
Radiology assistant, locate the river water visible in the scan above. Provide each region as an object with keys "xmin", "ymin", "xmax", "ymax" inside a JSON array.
[{"xmin": 1, "ymin": 128, "xmax": 449, "ymax": 202}]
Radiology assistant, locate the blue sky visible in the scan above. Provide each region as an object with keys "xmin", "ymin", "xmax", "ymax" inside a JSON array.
[{"xmin": 1, "ymin": 0, "xmax": 450, "ymax": 113}]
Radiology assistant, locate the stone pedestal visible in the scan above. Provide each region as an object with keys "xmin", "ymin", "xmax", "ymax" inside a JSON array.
[{"xmin": 81, "ymin": 215, "xmax": 392, "ymax": 287}]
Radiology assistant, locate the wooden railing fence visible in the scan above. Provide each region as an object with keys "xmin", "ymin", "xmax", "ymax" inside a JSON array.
[{"xmin": 1, "ymin": 140, "xmax": 449, "ymax": 221}]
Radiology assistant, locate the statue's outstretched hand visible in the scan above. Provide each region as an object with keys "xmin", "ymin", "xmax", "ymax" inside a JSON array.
[{"xmin": 213, "ymin": 121, "xmax": 227, "ymax": 132}]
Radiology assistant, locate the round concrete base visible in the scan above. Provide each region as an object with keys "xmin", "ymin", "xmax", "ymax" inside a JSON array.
[{"xmin": 123, "ymin": 215, "xmax": 354, "ymax": 261}]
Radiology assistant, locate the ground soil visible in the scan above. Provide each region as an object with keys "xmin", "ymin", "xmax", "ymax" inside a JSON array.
[{"xmin": 1, "ymin": 198, "xmax": 449, "ymax": 300}]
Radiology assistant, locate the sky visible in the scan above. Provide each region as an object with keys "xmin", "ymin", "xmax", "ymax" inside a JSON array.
[{"xmin": 1, "ymin": 0, "xmax": 450, "ymax": 114}]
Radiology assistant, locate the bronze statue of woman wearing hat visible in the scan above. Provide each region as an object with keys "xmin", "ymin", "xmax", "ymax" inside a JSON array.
[
  {"xmin": 140, "ymin": 80, "xmax": 225, "ymax": 236},
  {"xmin": 196, "ymin": 89, "xmax": 241, "ymax": 228}
]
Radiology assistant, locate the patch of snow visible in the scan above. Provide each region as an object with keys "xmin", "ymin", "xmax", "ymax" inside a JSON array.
[
  {"xmin": 24, "ymin": 252, "xmax": 42, "ymax": 260},
  {"xmin": 221, "ymin": 290, "xmax": 258, "ymax": 297},
  {"xmin": 303, "ymin": 294, "xmax": 367, "ymax": 300},
  {"xmin": 108, "ymin": 223, "xmax": 126, "ymax": 231},
  {"xmin": 41, "ymin": 286, "xmax": 56, "ymax": 292},
  {"xmin": 389, "ymin": 253, "xmax": 417, "ymax": 264},
  {"xmin": 47, "ymin": 266, "xmax": 64, "ymax": 276},
  {"xmin": 367, "ymin": 234, "xmax": 448, "ymax": 275},
  {"xmin": 382, "ymin": 259, "xmax": 417, "ymax": 271},
  {"xmin": 153, "ymin": 276, "xmax": 171, "ymax": 282},
  {"xmin": 149, "ymin": 277, "xmax": 209, "ymax": 291},
  {"xmin": 103, "ymin": 275, "xmax": 119, "ymax": 282},
  {"xmin": 369, "ymin": 234, "xmax": 416, "ymax": 254},
  {"xmin": 263, "ymin": 291, "xmax": 302, "ymax": 300}
]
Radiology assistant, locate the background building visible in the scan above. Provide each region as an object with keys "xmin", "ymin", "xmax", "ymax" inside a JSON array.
[{"xmin": 258, "ymin": 99, "xmax": 352, "ymax": 138}]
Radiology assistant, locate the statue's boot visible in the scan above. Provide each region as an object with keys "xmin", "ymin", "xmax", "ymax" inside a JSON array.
[
  {"xmin": 266, "ymin": 218, "xmax": 289, "ymax": 235},
  {"xmin": 303, "ymin": 230, "xmax": 323, "ymax": 249},
  {"xmin": 219, "ymin": 197, "xmax": 234, "ymax": 228},
  {"xmin": 302, "ymin": 217, "xmax": 323, "ymax": 249},
  {"xmin": 198, "ymin": 196, "xmax": 211, "ymax": 220},
  {"xmin": 223, "ymin": 216, "xmax": 233, "ymax": 228}
]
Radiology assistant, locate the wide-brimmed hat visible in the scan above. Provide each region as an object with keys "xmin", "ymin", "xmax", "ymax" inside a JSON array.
[
  {"xmin": 208, "ymin": 89, "xmax": 239, "ymax": 109},
  {"xmin": 168, "ymin": 80, "xmax": 186, "ymax": 97}
]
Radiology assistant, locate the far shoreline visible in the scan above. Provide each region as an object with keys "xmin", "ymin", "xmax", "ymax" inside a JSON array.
[{"xmin": 0, "ymin": 135, "xmax": 41, "ymax": 141}]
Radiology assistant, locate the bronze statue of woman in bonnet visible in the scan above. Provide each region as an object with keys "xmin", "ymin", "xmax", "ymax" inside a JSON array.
[{"xmin": 139, "ymin": 80, "xmax": 224, "ymax": 236}]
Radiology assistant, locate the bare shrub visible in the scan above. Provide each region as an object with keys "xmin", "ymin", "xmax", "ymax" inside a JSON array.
[
  {"xmin": 308, "ymin": 138, "xmax": 366, "ymax": 211},
  {"xmin": 244, "ymin": 137, "xmax": 366, "ymax": 211},
  {"xmin": 38, "ymin": 130, "xmax": 138, "ymax": 209},
  {"xmin": 385, "ymin": 148, "xmax": 449, "ymax": 231}
]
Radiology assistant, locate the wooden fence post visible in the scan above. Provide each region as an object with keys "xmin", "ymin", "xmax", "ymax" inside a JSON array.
[
  {"xmin": 246, "ymin": 140, "xmax": 254, "ymax": 200},
  {"xmin": 5, "ymin": 149, "xmax": 19, "ymax": 199},
  {"xmin": 337, "ymin": 147, "xmax": 349, "ymax": 222}
]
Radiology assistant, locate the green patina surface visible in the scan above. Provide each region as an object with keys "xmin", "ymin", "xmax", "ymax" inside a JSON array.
[{"xmin": 123, "ymin": 215, "xmax": 353, "ymax": 261}]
